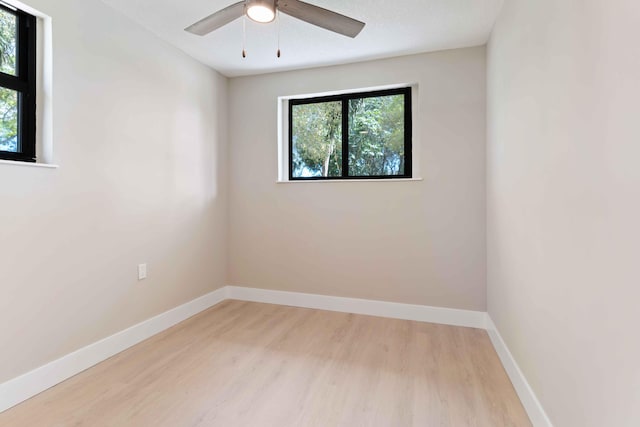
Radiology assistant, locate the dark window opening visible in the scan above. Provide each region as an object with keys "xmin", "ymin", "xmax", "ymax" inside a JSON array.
[
  {"xmin": 289, "ymin": 87, "xmax": 412, "ymax": 180},
  {"xmin": 0, "ymin": 4, "xmax": 36, "ymax": 163}
]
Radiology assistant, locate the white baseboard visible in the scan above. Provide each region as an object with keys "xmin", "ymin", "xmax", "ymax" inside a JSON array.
[
  {"xmin": 227, "ymin": 286, "xmax": 486, "ymax": 329},
  {"xmin": 486, "ymin": 316, "xmax": 553, "ymax": 427},
  {"xmin": 0, "ymin": 287, "xmax": 227, "ymax": 414}
]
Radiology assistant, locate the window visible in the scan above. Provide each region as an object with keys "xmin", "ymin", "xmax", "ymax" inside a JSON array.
[
  {"xmin": 289, "ymin": 87, "xmax": 412, "ymax": 180},
  {"xmin": 0, "ymin": 3, "xmax": 36, "ymax": 163}
]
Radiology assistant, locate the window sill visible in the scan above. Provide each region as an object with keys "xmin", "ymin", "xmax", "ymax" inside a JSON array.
[
  {"xmin": 277, "ymin": 178, "xmax": 423, "ymax": 184},
  {"xmin": 0, "ymin": 159, "xmax": 59, "ymax": 169}
]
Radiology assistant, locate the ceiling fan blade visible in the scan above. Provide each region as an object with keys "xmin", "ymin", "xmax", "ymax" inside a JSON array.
[
  {"xmin": 278, "ymin": 0, "xmax": 365, "ymax": 38},
  {"xmin": 185, "ymin": 1, "xmax": 246, "ymax": 36}
]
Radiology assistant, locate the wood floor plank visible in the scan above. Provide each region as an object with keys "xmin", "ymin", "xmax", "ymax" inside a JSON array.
[{"xmin": 0, "ymin": 300, "xmax": 531, "ymax": 426}]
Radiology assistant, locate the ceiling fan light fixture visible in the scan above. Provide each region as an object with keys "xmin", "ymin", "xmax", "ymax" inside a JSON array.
[
  {"xmin": 246, "ymin": 0, "xmax": 276, "ymax": 23},
  {"xmin": 185, "ymin": 0, "xmax": 366, "ymax": 39}
]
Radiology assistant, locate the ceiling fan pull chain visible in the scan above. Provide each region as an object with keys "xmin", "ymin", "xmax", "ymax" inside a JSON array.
[
  {"xmin": 276, "ymin": 9, "xmax": 281, "ymax": 58},
  {"xmin": 242, "ymin": 15, "xmax": 247, "ymax": 58}
]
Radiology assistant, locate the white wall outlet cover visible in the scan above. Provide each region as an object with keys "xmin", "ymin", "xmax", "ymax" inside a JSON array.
[{"xmin": 138, "ymin": 264, "xmax": 147, "ymax": 280}]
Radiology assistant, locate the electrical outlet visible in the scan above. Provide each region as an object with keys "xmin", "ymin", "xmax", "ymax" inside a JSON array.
[{"xmin": 138, "ymin": 264, "xmax": 147, "ymax": 281}]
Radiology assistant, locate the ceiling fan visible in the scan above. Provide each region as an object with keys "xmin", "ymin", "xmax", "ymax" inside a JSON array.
[{"xmin": 185, "ymin": 0, "xmax": 366, "ymax": 39}]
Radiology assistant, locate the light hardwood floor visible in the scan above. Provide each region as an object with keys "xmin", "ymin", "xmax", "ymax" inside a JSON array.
[{"xmin": 0, "ymin": 300, "xmax": 531, "ymax": 426}]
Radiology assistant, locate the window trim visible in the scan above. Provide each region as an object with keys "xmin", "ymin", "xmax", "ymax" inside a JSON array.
[
  {"xmin": 0, "ymin": 3, "xmax": 37, "ymax": 163},
  {"xmin": 288, "ymin": 87, "xmax": 412, "ymax": 181}
]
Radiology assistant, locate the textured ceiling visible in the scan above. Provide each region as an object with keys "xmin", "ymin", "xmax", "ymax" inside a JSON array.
[{"xmin": 101, "ymin": 0, "xmax": 503, "ymax": 77}]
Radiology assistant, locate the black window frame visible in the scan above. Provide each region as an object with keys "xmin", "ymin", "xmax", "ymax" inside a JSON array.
[
  {"xmin": 0, "ymin": 3, "xmax": 37, "ymax": 163},
  {"xmin": 288, "ymin": 87, "xmax": 412, "ymax": 181}
]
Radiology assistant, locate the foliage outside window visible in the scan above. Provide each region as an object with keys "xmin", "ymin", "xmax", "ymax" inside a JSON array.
[
  {"xmin": 0, "ymin": 4, "xmax": 36, "ymax": 162},
  {"xmin": 289, "ymin": 87, "xmax": 412, "ymax": 180}
]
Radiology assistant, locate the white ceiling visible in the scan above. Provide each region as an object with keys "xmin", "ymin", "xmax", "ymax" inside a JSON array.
[{"xmin": 101, "ymin": 0, "xmax": 503, "ymax": 77}]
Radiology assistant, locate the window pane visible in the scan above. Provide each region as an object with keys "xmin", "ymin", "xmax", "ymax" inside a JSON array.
[
  {"xmin": 0, "ymin": 87, "xmax": 18, "ymax": 152},
  {"xmin": 291, "ymin": 101, "xmax": 342, "ymax": 178},
  {"xmin": 0, "ymin": 8, "xmax": 17, "ymax": 76},
  {"xmin": 348, "ymin": 94, "xmax": 406, "ymax": 176}
]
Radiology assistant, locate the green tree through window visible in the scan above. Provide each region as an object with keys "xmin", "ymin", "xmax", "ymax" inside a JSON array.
[
  {"xmin": 291, "ymin": 101, "xmax": 342, "ymax": 177},
  {"xmin": 348, "ymin": 94, "xmax": 406, "ymax": 176},
  {"xmin": 0, "ymin": 8, "xmax": 17, "ymax": 153}
]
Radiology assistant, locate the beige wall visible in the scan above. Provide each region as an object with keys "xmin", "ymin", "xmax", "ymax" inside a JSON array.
[
  {"xmin": 228, "ymin": 47, "xmax": 487, "ymax": 310},
  {"xmin": 0, "ymin": 0, "xmax": 228, "ymax": 383},
  {"xmin": 487, "ymin": 0, "xmax": 640, "ymax": 425}
]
